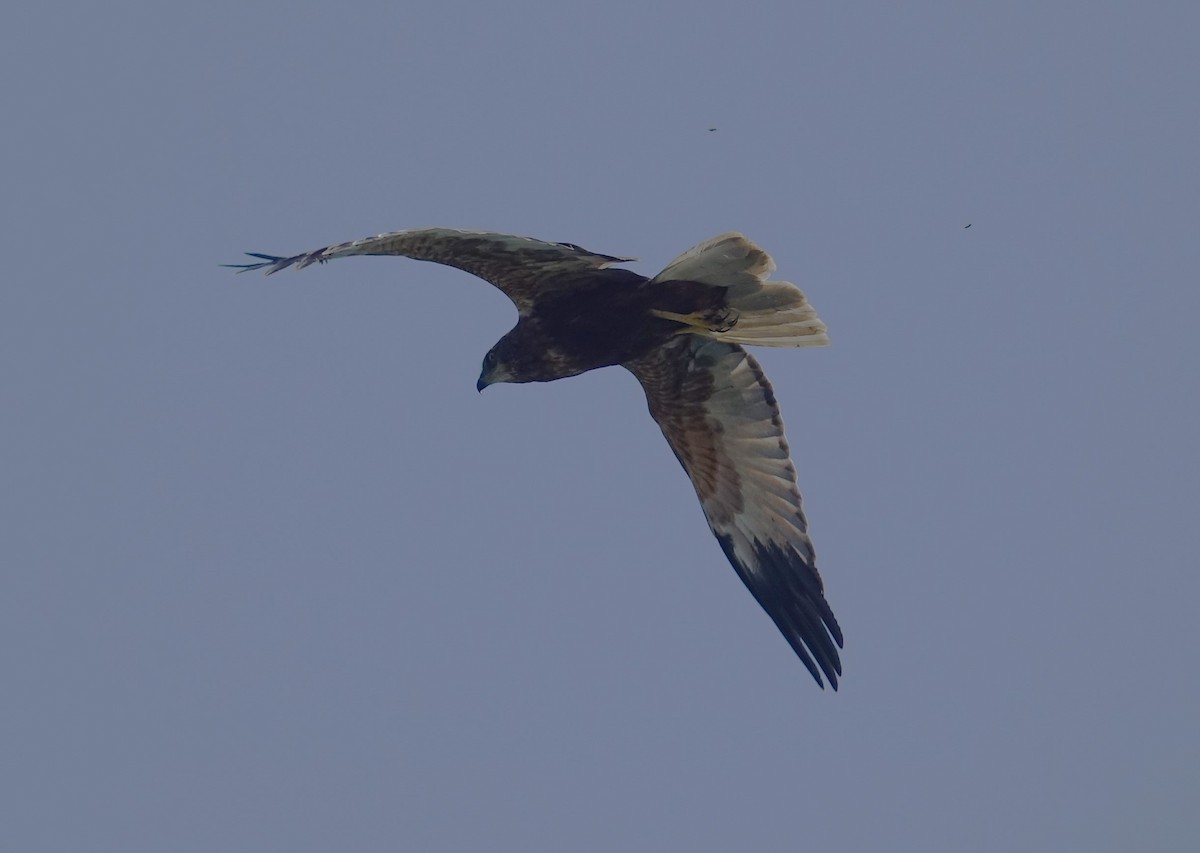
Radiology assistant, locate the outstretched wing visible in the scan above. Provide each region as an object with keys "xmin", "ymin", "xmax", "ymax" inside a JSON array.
[
  {"xmin": 624, "ymin": 335, "xmax": 842, "ymax": 688},
  {"xmin": 225, "ymin": 227, "xmax": 635, "ymax": 313}
]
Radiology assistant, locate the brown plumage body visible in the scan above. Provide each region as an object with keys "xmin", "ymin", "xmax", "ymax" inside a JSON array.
[{"xmin": 488, "ymin": 268, "xmax": 728, "ymax": 382}]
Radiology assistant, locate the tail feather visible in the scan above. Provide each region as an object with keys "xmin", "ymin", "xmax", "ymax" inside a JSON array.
[{"xmin": 652, "ymin": 233, "xmax": 830, "ymax": 348}]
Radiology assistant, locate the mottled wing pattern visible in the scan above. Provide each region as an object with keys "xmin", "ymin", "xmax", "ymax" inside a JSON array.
[
  {"xmin": 625, "ymin": 335, "xmax": 843, "ymax": 688},
  {"xmin": 226, "ymin": 227, "xmax": 635, "ymax": 313}
]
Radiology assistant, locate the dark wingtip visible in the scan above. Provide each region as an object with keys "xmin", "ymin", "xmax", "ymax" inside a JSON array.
[
  {"xmin": 221, "ymin": 252, "xmax": 293, "ymax": 275},
  {"xmin": 715, "ymin": 532, "xmax": 844, "ymax": 690},
  {"xmin": 809, "ymin": 651, "xmax": 840, "ymax": 691}
]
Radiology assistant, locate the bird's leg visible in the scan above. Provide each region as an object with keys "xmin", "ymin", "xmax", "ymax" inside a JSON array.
[
  {"xmin": 651, "ymin": 306, "xmax": 740, "ymax": 333},
  {"xmin": 706, "ymin": 306, "xmax": 739, "ymax": 333}
]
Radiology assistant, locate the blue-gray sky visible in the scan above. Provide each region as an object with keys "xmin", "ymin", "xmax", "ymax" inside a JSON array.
[{"xmin": 3, "ymin": 2, "xmax": 1198, "ymax": 851}]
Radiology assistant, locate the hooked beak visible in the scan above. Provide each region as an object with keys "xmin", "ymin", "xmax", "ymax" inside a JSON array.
[{"xmin": 476, "ymin": 375, "xmax": 490, "ymax": 393}]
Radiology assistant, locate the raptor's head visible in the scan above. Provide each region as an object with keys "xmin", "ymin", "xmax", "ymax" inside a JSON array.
[
  {"xmin": 476, "ymin": 325, "xmax": 582, "ymax": 391},
  {"xmin": 476, "ymin": 346, "xmax": 516, "ymax": 392}
]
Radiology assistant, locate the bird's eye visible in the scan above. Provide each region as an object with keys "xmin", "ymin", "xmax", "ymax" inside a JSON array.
[{"xmin": 484, "ymin": 351, "xmax": 498, "ymax": 368}]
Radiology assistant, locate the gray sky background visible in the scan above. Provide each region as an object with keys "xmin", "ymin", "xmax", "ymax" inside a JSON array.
[{"xmin": 4, "ymin": 2, "xmax": 1197, "ymax": 851}]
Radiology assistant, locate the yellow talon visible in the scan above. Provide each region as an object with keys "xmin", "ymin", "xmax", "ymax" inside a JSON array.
[{"xmin": 650, "ymin": 307, "xmax": 739, "ymax": 333}]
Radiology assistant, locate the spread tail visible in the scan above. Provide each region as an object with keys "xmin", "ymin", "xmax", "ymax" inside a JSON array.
[{"xmin": 650, "ymin": 233, "xmax": 830, "ymax": 348}]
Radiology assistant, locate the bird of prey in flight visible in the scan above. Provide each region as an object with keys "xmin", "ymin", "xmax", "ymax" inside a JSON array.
[{"xmin": 228, "ymin": 228, "xmax": 843, "ymax": 688}]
